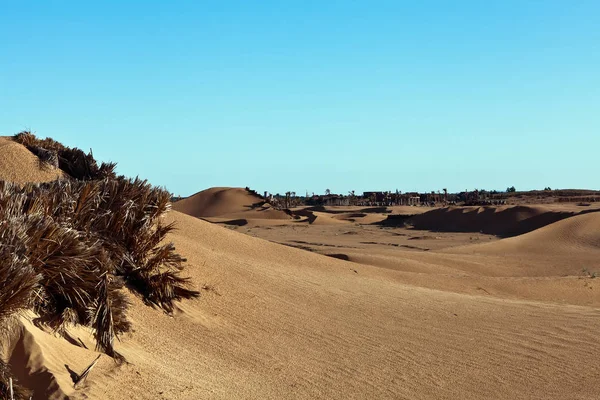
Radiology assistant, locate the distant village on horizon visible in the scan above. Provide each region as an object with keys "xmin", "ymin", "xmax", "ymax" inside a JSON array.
[{"xmin": 173, "ymin": 187, "xmax": 600, "ymax": 209}]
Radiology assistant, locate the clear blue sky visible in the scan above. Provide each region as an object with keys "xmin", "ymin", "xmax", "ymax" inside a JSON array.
[{"xmin": 1, "ymin": 1, "xmax": 598, "ymax": 196}]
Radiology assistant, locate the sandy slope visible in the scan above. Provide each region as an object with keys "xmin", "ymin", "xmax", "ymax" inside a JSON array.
[
  {"xmin": 237, "ymin": 212, "xmax": 600, "ymax": 307},
  {"xmin": 445, "ymin": 211, "xmax": 600, "ymax": 274},
  {"xmin": 1, "ymin": 316, "xmax": 104, "ymax": 400},
  {"xmin": 405, "ymin": 204, "xmax": 598, "ymax": 236},
  {"xmin": 67, "ymin": 212, "xmax": 599, "ymax": 399},
  {"xmin": 0, "ymin": 137, "xmax": 63, "ymax": 183},
  {"xmin": 2, "ymin": 168, "xmax": 600, "ymax": 398},
  {"xmin": 172, "ymin": 187, "xmax": 290, "ymax": 220},
  {"xmin": 2, "ymin": 210, "xmax": 600, "ymax": 399},
  {"xmin": 452, "ymin": 209, "xmax": 600, "ymax": 253}
]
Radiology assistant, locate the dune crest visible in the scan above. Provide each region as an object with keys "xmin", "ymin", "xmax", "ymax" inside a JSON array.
[
  {"xmin": 173, "ymin": 187, "xmax": 291, "ymax": 220},
  {"xmin": 2, "ymin": 136, "xmax": 600, "ymax": 399},
  {"xmin": 74, "ymin": 211, "xmax": 600, "ymax": 399},
  {"xmin": 403, "ymin": 205, "xmax": 596, "ymax": 236},
  {"xmin": 0, "ymin": 137, "xmax": 63, "ymax": 184},
  {"xmin": 443, "ymin": 211, "xmax": 600, "ymax": 276}
]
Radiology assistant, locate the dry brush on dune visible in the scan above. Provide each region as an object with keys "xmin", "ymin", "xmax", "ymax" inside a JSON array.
[
  {"xmin": 14, "ymin": 131, "xmax": 117, "ymax": 181},
  {"xmin": 0, "ymin": 136, "xmax": 199, "ymax": 398}
]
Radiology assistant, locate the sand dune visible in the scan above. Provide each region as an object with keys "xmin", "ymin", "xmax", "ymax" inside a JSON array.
[
  {"xmin": 2, "ymin": 147, "xmax": 600, "ymax": 399},
  {"xmin": 2, "ymin": 208, "xmax": 600, "ymax": 399},
  {"xmin": 444, "ymin": 211, "xmax": 600, "ymax": 276},
  {"xmin": 362, "ymin": 211, "xmax": 600, "ymax": 279},
  {"xmin": 173, "ymin": 187, "xmax": 291, "ymax": 220},
  {"xmin": 0, "ymin": 137, "xmax": 63, "ymax": 184},
  {"xmin": 328, "ymin": 212, "xmax": 390, "ymax": 224},
  {"xmin": 235, "ymin": 209, "xmax": 600, "ymax": 306},
  {"xmin": 404, "ymin": 205, "xmax": 598, "ymax": 236},
  {"xmin": 454, "ymin": 209, "xmax": 600, "ymax": 254},
  {"xmin": 309, "ymin": 211, "xmax": 353, "ymax": 225},
  {"xmin": 73, "ymin": 211, "xmax": 600, "ymax": 399},
  {"xmin": 1, "ymin": 316, "xmax": 100, "ymax": 400},
  {"xmin": 286, "ymin": 208, "xmax": 394, "ymax": 225}
]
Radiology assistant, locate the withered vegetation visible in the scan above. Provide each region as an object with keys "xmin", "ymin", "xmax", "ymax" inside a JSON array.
[
  {"xmin": 14, "ymin": 131, "xmax": 117, "ymax": 180},
  {"xmin": 1, "ymin": 133, "xmax": 199, "ymax": 398}
]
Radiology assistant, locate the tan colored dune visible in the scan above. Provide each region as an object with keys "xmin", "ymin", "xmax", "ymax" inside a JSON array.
[
  {"xmin": 4, "ymin": 211, "xmax": 598, "ymax": 399},
  {"xmin": 86, "ymin": 212, "xmax": 600, "ymax": 398},
  {"xmin": 240, "ymin": 210, "xmax": 600, "ymax": 307},
  {"xmin": 1, "ymin": 316, "xmax": 94, "ymax": 399},
  {"xmin": 173, "ymin": 187, "xmax": 291, "ymax": 220},
  {"xmin": 328, "ymin": 212, "xmax": 388, "ymax": 224},
  {"xmin": 405, "ymin": 204, "xmax": 598, "ymax": 236},
  {"xmin": 444, "ymin": 211, "xmax": 600, "ymax": 276},
  {"xmin": 309, "ymin": 211, "xmax": 353, "ymax": 225},
  {"xmin": 451, "ymin": 209, "xmax": 600, "ymax": 255},
  {"xmin": 3, "ymin": 168, "xmax": 600, "ymax": 398},
  {"xmin": 292, "ymin": 205, "xmax": 430, "ymax": 225},
  {"xmin": 0, "ymin": 137, "xmax": 64, "ymax": 183},
  {"xmin": 341, "ymin": 211, "xmax": 600, "ymax": 280}
]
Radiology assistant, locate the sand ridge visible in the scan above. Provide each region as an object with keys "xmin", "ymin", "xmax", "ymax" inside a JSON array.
[
  {"xmin": 0, "ymin": 137, "xmax": 64, "ymax": 184},
  {"xmin": 2, "ymin": 205, "xmax": 600, "ymax": 399},
  {"xmin": 403, "ymin": 204, "xmax": 597, "ymax": 236},
  {"xmin": 172, "ymin": 187, "xmax": 291, "ymax": 220},
  {"xmin": 442, "ymin": 210, "xmax": 600, "ymax": 277},
  {"xmin": 2, "ymin": 176, "xmax": 600, "ymax": 398},
  {"xmin": 76, "ymin": 211, "xmax": 600, "ymax": 399}
]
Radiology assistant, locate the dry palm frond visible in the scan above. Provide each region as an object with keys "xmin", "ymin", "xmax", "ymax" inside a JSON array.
[
  {"xmin": 1, "ymin": 169, "xmax": 198, "ymax": 361},
  {"xmin": 73, "ymin": 355, "xmax": 101, "ymax": 388},
  {"xmin": 3, "ymin": 133, "xmax": 200, "ymax": 363},
  {"xmin": 30, "ymin": 146, "xmax": 59, "ymax": 169},
  {"xmin": 0, "ymin": 361, "xmax": 31, "ymax": 400},
  {"xmin": 98, "ymin": 162, "xmax": 118, "ymax": 179},
  {"xmin": 0, "ymin": 224, "xmax": 40, "ymax": 323},
  {"xmin": 127, "ymin": 270, "xmax": 199, "ymax": 313},
  {"xmin": 13, "ymin": 131, "xmax": 39, "ymax": 148},
  {"xmin": 13, "ymin": 131, "xmax": 117, "ymax": 181},
  {"xmin": 90, "ymin": 273, "xmax": 128, "ymax": 360}
]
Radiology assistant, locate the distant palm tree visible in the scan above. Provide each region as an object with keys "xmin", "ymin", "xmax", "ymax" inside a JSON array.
[{"xmin": 348, "ymin": 190, "xmax": 356, "ymax": 205}]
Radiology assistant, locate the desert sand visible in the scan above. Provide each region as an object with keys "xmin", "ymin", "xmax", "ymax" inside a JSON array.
[
  {"xmin": 0, "ymin": 137, "xmax": 63, "ymax": 184},
  {"xmin": 173, "ymin": 187, "xmax": 292, "ymax": 222},
  {"xmin": 2, "ymin": 141, "xmax": 600, "ymax": 399}
]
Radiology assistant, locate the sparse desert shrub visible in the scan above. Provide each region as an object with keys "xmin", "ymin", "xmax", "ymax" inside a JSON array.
[
  {"xmin": 0, "ymin": 177, "xmax": 199, "ymax": 361},
  {"xmin": 1, "ymin": 135, "xmax": 199, "ymax": 394},
  {"xmin": 14, "ymin": 131, "xmax": 116, "ymax": 180},
  {"xmin": 0, "ymin": 239, "xmax": 40, "ymax": 324},
  {"xmin": 0, "ymin": 360, "xmax": 32, "ymax": 400},
  {"xmin": 0, "ymin": 222, "xmax": 40, "ymax": 399},
  {"xmin": 245, "ymin": 186, "xmax": 265, "ymax": 199},
  {"xmin": 29, "ymin": 146, "xmax": 59, "ymax": 169}
]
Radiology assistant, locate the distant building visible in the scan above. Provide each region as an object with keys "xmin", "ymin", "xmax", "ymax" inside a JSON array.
[{"xmin": 305, "ymin": 194, "xmax": 349, "ymax": 206}]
